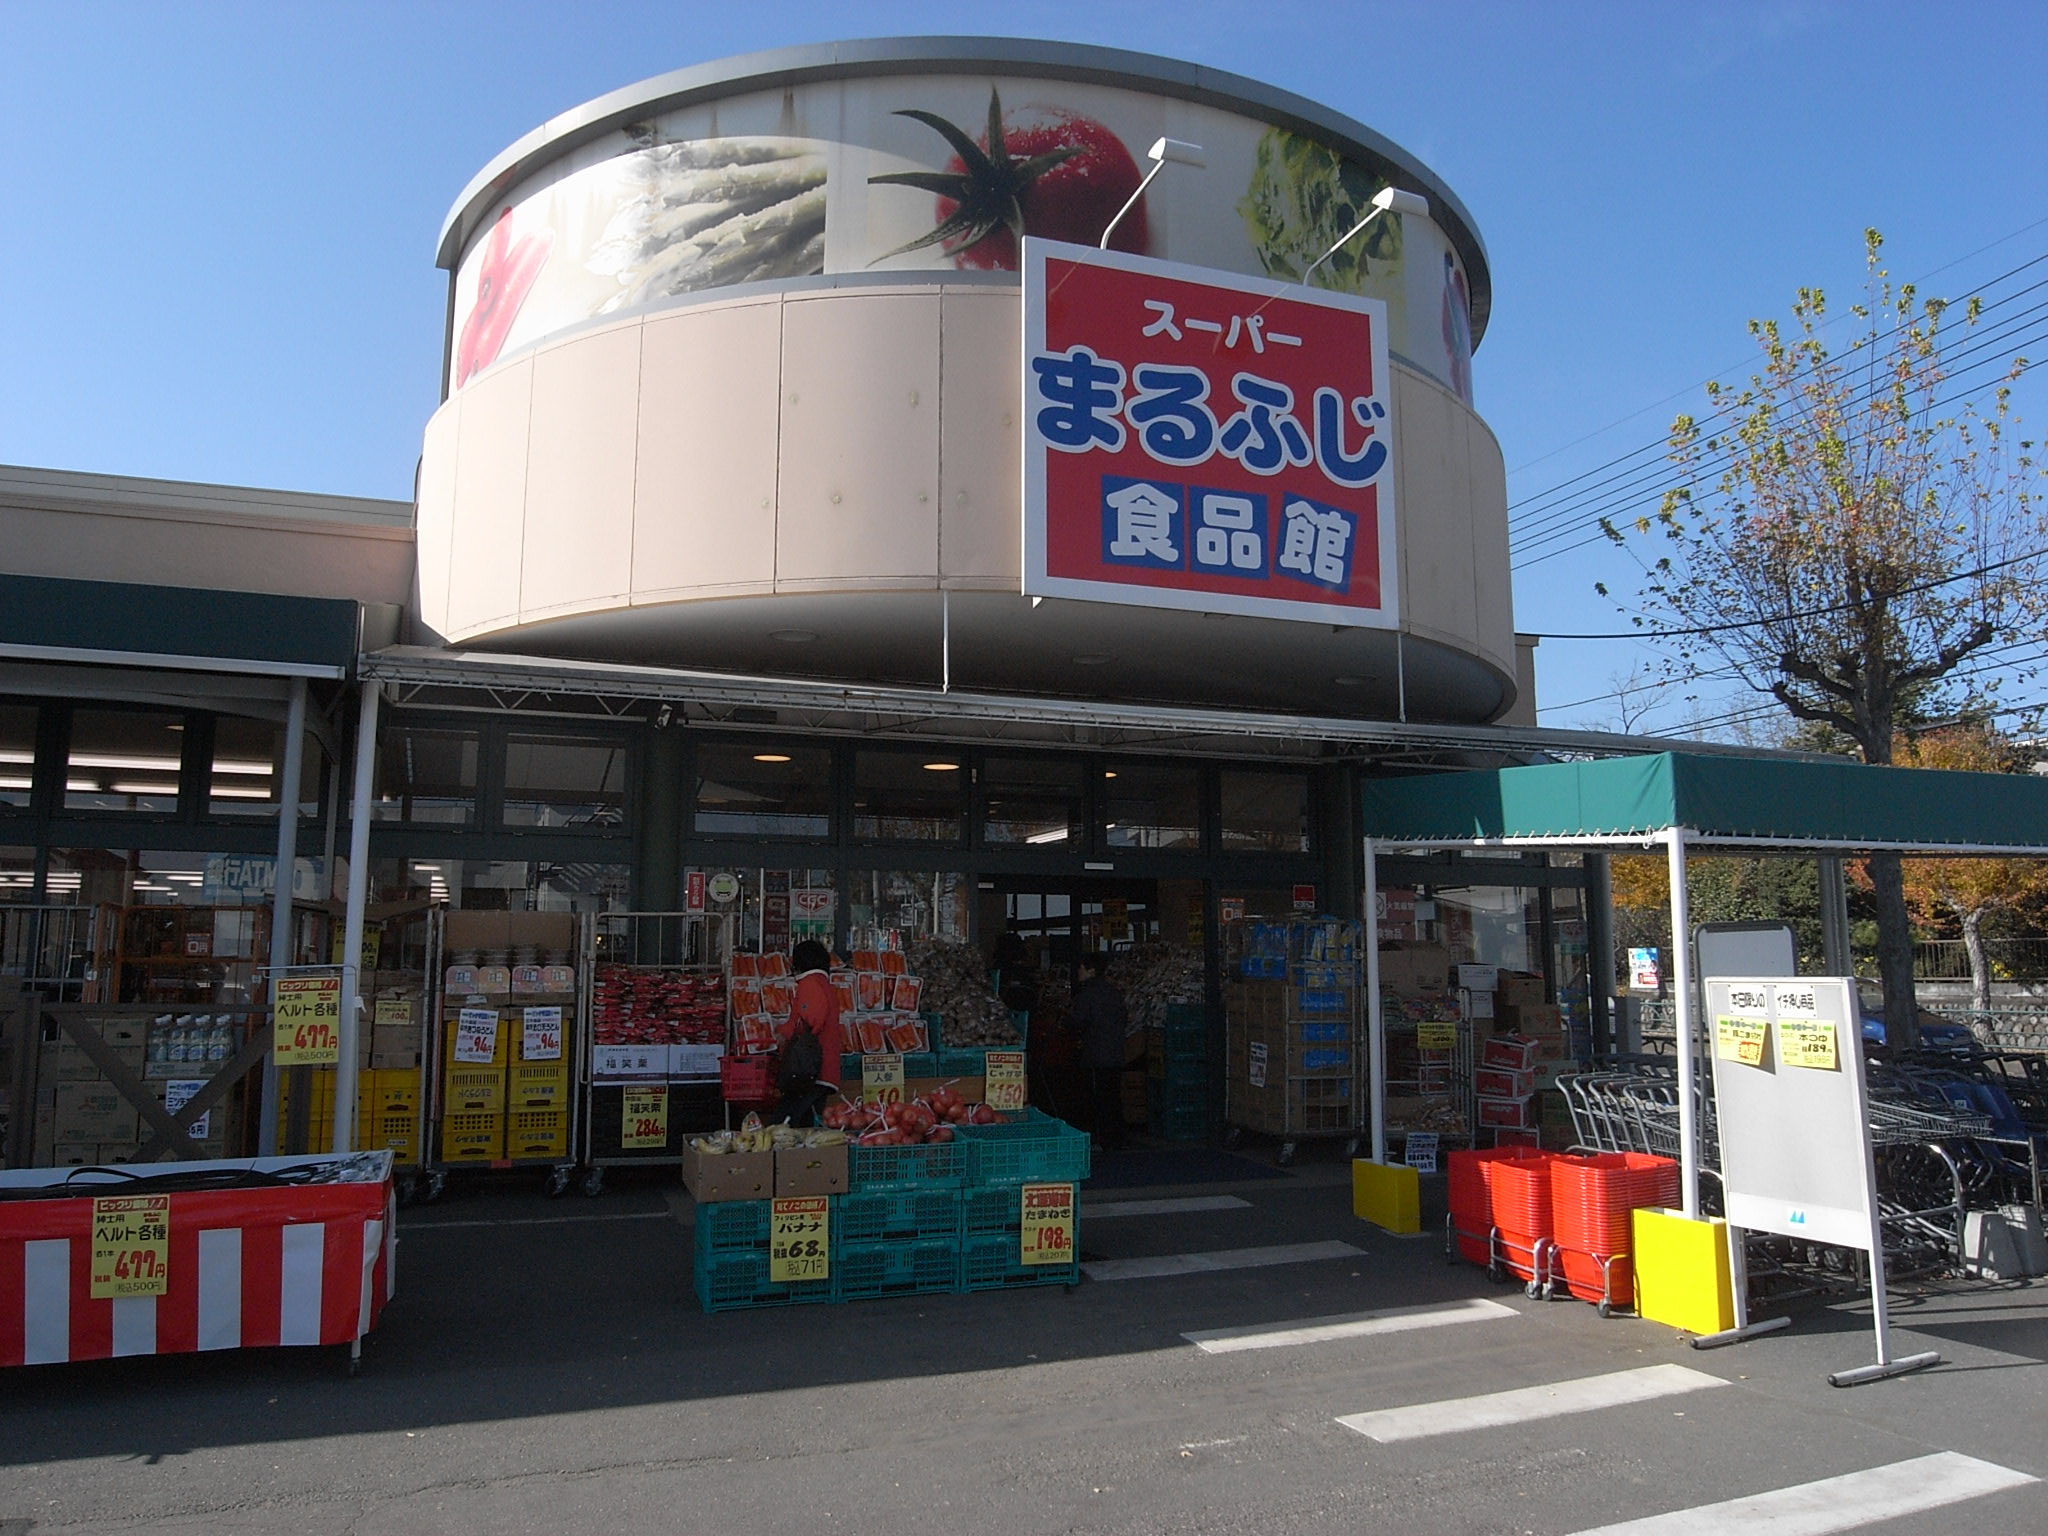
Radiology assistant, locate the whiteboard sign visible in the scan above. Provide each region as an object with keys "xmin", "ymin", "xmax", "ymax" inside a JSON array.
[{"xmin": 1706, "ymin": 976, "xmax": 1877, "ymax": 1252}]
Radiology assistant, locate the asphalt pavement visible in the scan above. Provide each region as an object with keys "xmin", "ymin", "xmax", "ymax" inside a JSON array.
[{"xmin": 0, "ymin": 1151, "xmax": 2042, "ymax": 1534}]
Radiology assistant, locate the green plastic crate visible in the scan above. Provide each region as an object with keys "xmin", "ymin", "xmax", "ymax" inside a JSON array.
[
  {"xmin": 834, "ymin": 1238, "xmax": 960, "ymax": 1299},
  {"xmin": 963, "ymin": 1180, "xmax": 1081, "ymax": 1234},
  {"xmin": 692, "ymin": 1248, "xmax": 835, "ymax": 1312},
  {"xmin": 837, "ymin": 1187, "xmax": 962, "ymax": 1243},
  {"xmin": 955, "ymin": 1109, "xmax": 1091, "ymax": 1186},
  {"xmin": 846, "ymin": 1137, "xmax": 965, "ymax": 1193},
  {"xmin": 960, "ymin": 1230, "xmax": 1080, "ymax": 1290},
  {"xmin": 937, "ymin": 1047, "xmax": 989, "ymax": 1078},
  {"xmin": 694, "ymin": 1199, "xmax": 772, "ymax": 1254}
]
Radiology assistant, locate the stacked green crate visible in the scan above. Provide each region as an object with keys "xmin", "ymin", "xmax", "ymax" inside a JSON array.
[
  {"xmin": 1146, "ymin": 1001, "xmax": 1210, "ymax": 1141},
  {"xmin": 955, "ymin": 1111, "xmax": 1087, "ymax": 1288}
]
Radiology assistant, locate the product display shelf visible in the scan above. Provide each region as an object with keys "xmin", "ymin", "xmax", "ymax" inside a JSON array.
[{"xmin": 1221, "ymin": 916, "xmax": 1366, "ymax": 1166}]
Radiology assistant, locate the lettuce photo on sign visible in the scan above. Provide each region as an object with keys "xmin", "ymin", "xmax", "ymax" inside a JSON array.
[{"xmin": 1237, "ymin": 129, "xmax": 1402, "ymax": 294}]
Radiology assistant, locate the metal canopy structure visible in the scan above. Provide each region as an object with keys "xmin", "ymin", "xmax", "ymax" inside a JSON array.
[
  {"xmin": 361, "ymin": 645, "xmax": 1789, "ymax": 767},
  {"xmin": 1356, "ymin": 751, "xmax": 2048, "ymax": 1218}
]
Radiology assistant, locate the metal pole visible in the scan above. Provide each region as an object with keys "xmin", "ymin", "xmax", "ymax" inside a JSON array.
[
  {"xmin": 1364, "ymin": 837, "xmax": 1386, "ymax": 1163},
  {"xmin": 1819, "ymin": 857, "xmax": 1852, "ymax": 976},
  {"xmin": 1666, "ymin": 827, "xmax": 1700, "ymax": 1219},
  {"xmin": 1395, "ymin": 632, "xmax": 1408, "ymax": 724},
  {"xmin": 258, "ymin": 678, "xmax": 308, "ymax": 1154},
  {"xmin": 941, "ymin": 589, "xmax": 951, "ymax": 694},
  {"xmin": 334, "ymin": 682, "xmax": 380, "ymax": 1155}
]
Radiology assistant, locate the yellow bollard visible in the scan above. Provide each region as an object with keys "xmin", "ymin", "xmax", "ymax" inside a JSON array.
[{"xmin": 1632, "ymin": 1207, "xmax": 1736, "ymax": 1334}]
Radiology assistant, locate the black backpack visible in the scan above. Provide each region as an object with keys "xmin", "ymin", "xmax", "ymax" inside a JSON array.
[{"xmin": 779, "ymin": 1021, "xmax": 823, "ymax": 1095}]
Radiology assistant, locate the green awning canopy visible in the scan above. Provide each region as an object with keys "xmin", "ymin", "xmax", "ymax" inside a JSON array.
[
  {"xmin": 0, "ymin": 573, "xmax": 359, "ymax": 678},
  {"xmin": 1359, "ymin": 751, "xmax": 2048, "ymax": 855}
]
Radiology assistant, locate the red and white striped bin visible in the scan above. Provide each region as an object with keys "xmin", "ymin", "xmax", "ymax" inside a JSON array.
[{"xmin": 0, "ymin": 1154, "xmax": 395, "ymax": 1368}]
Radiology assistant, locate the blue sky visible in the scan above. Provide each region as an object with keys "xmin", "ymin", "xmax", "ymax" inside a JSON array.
[{"xmin": 3, "ymin": 1, "xmax": 2043, "ymax": 730}]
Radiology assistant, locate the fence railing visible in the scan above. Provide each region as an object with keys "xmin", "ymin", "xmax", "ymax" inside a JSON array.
[{"xmin": 1912, "ymin": 937, "xmax": 2048, "ymax": 982}]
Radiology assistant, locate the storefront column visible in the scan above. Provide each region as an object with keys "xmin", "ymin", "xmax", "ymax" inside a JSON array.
[
  {"xmin": 1585, "ymin": 852, "xmax": 1615, "ymax": 1056},
  {"xmin": 257, "ymin": 676, "xmax": 307, "ymax": 1153},
  {"xmin": 1818, "ymin": 857, "xmax": 1853, "ymax": 975},
  {"xmin": 1363, "ymin": 836, "xmax": 1386, "ymax": 1163},
  {"xmin": 334, "ymin": 681, "xmax": 379, "ymax": 1154},
  {"xmin": 1665, "ymin": 827, "xmax": 1700, "ymax": 1218}
]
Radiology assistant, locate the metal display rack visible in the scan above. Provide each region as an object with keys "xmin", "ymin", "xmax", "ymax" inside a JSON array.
[
  {"xmin": 1221, "ymin": 916, "xmax": 1366, "ymax": 1164},
  {"xmin": 576, "ymin": 910, "xmax": 733, "ymax": 1197}
]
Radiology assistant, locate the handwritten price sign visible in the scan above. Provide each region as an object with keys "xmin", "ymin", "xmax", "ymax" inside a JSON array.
[
  {"xmin": 769, "ymin": 1195, "xmax": 831, "ymax": 1283},
  {"xmin": 521, "ymin": 1006, "xmax": 563, "ymax": 1061},
  {"xmin": 863, "ymin": 1053, "xmax": 904, "ymax": 1107},
  {"xmin": 620, "ymin": 1085, "xmax": 669, "ymax": 1149},
  {"xmin": 91, "ymin": 1194, "xmax": 170, "ymax": 1299},
  {"xmin": 1778, "ymin": 1017, "xmax": 1839, "ymax": 1071},
  {"xmin": 453, "ymin": 1008, "xmax": 500, "ymax": 1064},
  {"xmin": 984, "ymin": 1050, "xmax": 1026, "ymax": 1111},
  {"xmin": 1416, "ymin": 1020, "xmax": 1459, "ymax": 1051},
  {"xmin": 1019, "ymin": 1181, "xmax": 1076, "ymax": 1266},
  {"xmin": 1715, "ymin": 1015, "xmax": 1769, "ymax": 1067},
  {"xmin": 273, "ymin": 975, "xmax": 341, "ymax": 1066}
]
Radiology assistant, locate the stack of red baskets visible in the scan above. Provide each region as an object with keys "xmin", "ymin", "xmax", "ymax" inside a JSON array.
[
  {"xmin": 1548, "ymin": 1152, "xmax": 1680, "ymax": 1303},
  {"xmin": 1446, "ymin": 1146, "xmax": 1551, "ymax": 1269}
]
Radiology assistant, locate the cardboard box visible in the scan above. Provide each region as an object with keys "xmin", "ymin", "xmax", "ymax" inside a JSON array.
[
  {"xmin": 1501, "ymin": 1001, "xmax": 1563, "ymax": 1034},
  {"xmin": 775, "ymin": 1143, "xmax": 849, "ymax": 1197},
  {"xmin": 1497, "ymin": 972, "xmax": 1546, "ymax": 1009},
  {"xmin": 54, "ymin": 1082, "xmax": 138, "ymax": 1144},
  {"xmin": 1474, "ymin": 1066, "xmax": 1535, "ymax": 1099},
  {"xmin": 42, "ymin": 1026, "xmax": 147, "ymax": 1083},
  {"xmin": 1476, "ymin": 1094, "xmax": 1534, "ymax": 1130},
  {"xmin": 683, "ymin": 1147, "xmax": 775, "ymax": 1204},
  {"xmin": 1378, "ymin": 942, "xmax": 1451, "ymax": 995}
]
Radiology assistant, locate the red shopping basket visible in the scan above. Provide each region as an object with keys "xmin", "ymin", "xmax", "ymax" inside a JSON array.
[
  {"xmin": 720, "ymin": 1053, "xmax": 777, "ymax": 1103},
  {"xmin": 1447, "ymin": 1146, "xmax": 1550, "ymax": 1266},
  {"xmin": 1549, "ymin": 1152, "xmax": 1679, "ymax": 1304}
]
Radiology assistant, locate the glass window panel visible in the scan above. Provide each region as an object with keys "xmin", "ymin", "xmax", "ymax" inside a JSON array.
[
  {"xmin": 981, "ymin": 756, "xmax": 1085, "ymax": 847},
  {"xmin": 0, "ymin": 706, "xmax": 37, "ymax": 810},
  {"xmin": 374, "ymin": 857, "xmax": 631, "ymax": 913},
  {"xmin": 1219, "ymin": 770, "xmax": 1311, "ymax": 853},
  {"xmin": 1102, "ymin": 761, "xmax": 1201, "ymax": 850},
  {"xmin": 853, "ymin": 751, "xmax": 964, "ymax": 842},
  {"xmin": 847, "ymin": 869, "xmax": 971, "ymax": 946},
  {"xmin": 693, "ymin": 744, "xmax": 832, "ymax": 838},
  {"xmin": 0, "ymin": 846, "xmax": 34, "ymax": 903},
  {"xmin": 207, "ymin": 715, "xmax": 327, "ymax": 820},
  {"xmin": 374, "ymin": 725, "xmax": 479, "ymax": 825},
  {"xmin": 503, "ymin": 733, "xmax": 629, "ymax": 829},
  {"xmin": 65, "ymin": 709, "xmax": 186, "ymax": 814}
]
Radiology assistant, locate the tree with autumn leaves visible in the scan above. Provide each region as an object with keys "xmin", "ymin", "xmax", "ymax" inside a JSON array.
[{"xmin": 1602, "ymin": 231, "xmax": 2048, "ymax": 1047}]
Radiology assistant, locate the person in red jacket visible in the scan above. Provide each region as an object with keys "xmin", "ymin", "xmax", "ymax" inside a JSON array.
[{"xmin": 777, "ymin": 939, "xmax": 845, "ymax": 1125}]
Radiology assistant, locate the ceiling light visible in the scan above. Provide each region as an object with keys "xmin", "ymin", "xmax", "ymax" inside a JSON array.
[
  {"xmin": 0, "ymin": 751, "xmax": 32, "ymax": 765},
  {"xmin": 1104, "ymin": 771, "xmax": 1118, "ymax": 779},
  {"xmin": 769, "ymin": 630, "xmax": 817, "ymax": 644},
  {"xmin": 0, "ymin": 777, "xmax": 30, "ymax": 790},
  {"xmin": 109, "ymin": 782, "xmax": 179, "ymax": 795},
  {"xmin": 1071, "ymin": 654, "xmax": 1113, "ymax": 666},
  {"xmin": 753, "ymin": 753, "xmax": 792, "ymax": 764},
  {"xmin": 209, "ymin": 785, "xmax": 274, "ymax": 799},
  {"xmin": 1025, "ymin": 829, "xmax": 1069, "ymax": 844},
  {"xmin": 68, "ymin": 754, "xmax": 182, "ymax": 772},
  {"xmin": 922, "ymin": 762, "xmax": 960, "ymax": 772},
  {"xmin": 1333, "ymin": 675, "xmax": 1371, "ymax": 687}
]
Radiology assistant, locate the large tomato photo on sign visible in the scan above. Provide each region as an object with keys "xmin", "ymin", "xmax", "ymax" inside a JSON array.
[
  {"xmin": 1022, "ymin": 240, "xmax": 1398, "ymax": 629},
  {"xmin": 870, "ymin": 89, "xmax": 1150, "ymax": 270}
]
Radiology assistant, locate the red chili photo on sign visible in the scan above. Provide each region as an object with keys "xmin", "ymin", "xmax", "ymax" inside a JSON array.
[{"xmin": 1022, "ymin": 237, "xmax": 1397, "ymax": 627}]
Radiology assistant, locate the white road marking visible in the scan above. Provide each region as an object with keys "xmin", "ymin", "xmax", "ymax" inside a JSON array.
[
  {"xmin": 1088, "ymin": 1195, "xmax": 1251, "ymax": 1219},
  {"xmin": 1083, "ymin": 1240, "xmax": 1364, "ymax": 1282},
  {"xmin": 1337, "ymin": 1363, "xmax": 1725, "ymax": 1443},
  {"xmin": 1185, "ymin": 1297, "xmax": 1516, "ymax": 1354},
  {"xmin": 1176, "ymin": 1437, "xmax": 1246, "ymax": 1451},
  {"xmin": 404, "ymin": 1211, "xmax": 672, "ymax": 1231},
  {"xmin": 1568, "ymin": 1451, "xmax": 2037, "ymax": 1535}
]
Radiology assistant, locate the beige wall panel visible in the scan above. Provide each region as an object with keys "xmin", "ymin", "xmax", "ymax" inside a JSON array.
[
  {"xmin": 1465, "ymin": 411, "xmax": 1516, "ymax": 673},
  {"xmin": 632, "ymin": 302, "xmax": 782, "ymax": 600},
  {"xmin": 938, "ymin": 289, "xmax": 1023, "ymax": 584},
  {"xmin": 1392, "ymin": 367, "xmax": 1479, "ymax": 653},
  {"xmin": 521, "ymin": 327, "xmax": 641, "ymax": 618},
  {"xmin": 414, "ymin": 398, "xmax": 460, "ymax": 638},
  {"xmin": 777, "ymin": 291, "xmax": 941, "ymax": 584},
  {"xmin": 445, "ymin": 357, "xmax": 533, "ymax": 636}
]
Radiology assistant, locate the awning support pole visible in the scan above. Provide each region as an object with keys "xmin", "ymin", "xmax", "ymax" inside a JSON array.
[
  {"xmin": 258, "ymin": 676, "xmax": 307, "ymax": 1154},
  {"xmin": 1667, "ymin": 826, "xmax": 1700, "ymax": 1219},
  {"xmin": 1364, "ymin": 836, "xmax": 1386, "ymax": 1163},
  {"xmin": 1819, "ymin": 858, "xmax": 1852, "ymax": 975},
  {"xmin": 334, "ymin": 681, "xmax": 379, "ymax": 1155}
]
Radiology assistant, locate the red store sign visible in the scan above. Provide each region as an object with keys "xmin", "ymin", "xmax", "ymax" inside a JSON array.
[{"xmin": 1022, "ymin": 238, "xmax": 1397, "ymax": 627}]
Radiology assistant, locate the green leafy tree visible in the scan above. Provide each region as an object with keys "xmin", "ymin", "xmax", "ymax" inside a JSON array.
[{"xmin": 1602, "ymin": 231, "xmax": 2046, "ymax": 1047}]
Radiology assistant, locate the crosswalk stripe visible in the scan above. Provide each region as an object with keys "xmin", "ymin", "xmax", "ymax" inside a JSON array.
[
  {"xmin": 1087, "ymin": 1195, "xmax": 1252, "ymax": 1219},
  {"xmin": 1185, "ymin": 1297, "xmax": 1516, "ymax": 1353},
  {"xmin": 1336, "ymin": 1363, "xmax": 1724, "ymax": 1443},
  {"xmin": 1567, "ymin": 1450, "xmax": 2037, "ymax": 1535},
  {"xmin": 1083, "ymin": 1240, "xmax": 1365, "ymax": 1282}
]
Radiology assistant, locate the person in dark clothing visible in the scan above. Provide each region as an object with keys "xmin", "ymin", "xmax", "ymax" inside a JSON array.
[{"xmin": 1068, "ymin": 952, "xmax": 1129, "ymax": 1151}]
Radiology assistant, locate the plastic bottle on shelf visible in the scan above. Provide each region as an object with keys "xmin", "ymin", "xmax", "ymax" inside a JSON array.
[
  {"xmin": 147, "ymin": 1017, "xmax": 172, "ymax": 1075},
  {"xmin": 207, "ymin": 1019, "xmax": 231, "ymax": 1063},
  {"xmin": 166, "ymin": 1019, "xmax": 190, "ymax": 1065}
]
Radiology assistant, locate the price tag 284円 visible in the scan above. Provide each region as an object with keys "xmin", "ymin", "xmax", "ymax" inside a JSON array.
[{"xmin": 621, "ymin": 1085, "xmax": 669, "ymax": 1149}]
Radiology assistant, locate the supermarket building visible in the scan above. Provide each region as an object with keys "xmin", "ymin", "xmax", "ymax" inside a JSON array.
[{"xmin": 1, "ymin": 39, "xmax": 1660, "ymax": 1153}]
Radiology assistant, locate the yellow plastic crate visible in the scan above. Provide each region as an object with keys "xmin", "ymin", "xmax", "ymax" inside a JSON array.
[
  {"xmin": 440, "ymin": 1112, "xmax": 504, "ymax": 1162},
  {"xmin": 360, "ymin": 1107, "xmax": 420, "ymax": 1165},
  {"xmin": 1632, "ymin": 1208, "xmax": 1736, "ymax": 1335},
  {"xmin": 362, "ymin": 1067, "xmax": 420, "ymax": 1113},
  {"xmin": 442, "ymin": 1064, "xmax": 506, "ymax": 1114},
  {"xmin": 508, "ymin": 1061, "xmax": 570, "ymax": 1108},
  {"xmin": 506, "ymin": 1108, "xmax": 568, "ymax": 1159},
  {"xmin": 1352, "ymin": 1159, "xmax": 1421, "ymax": 1234}
]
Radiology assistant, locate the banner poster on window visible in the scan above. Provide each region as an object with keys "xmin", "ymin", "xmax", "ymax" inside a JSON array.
[
  {"xmin": 1022, "ymin": 238, "xmax": 1398, "ymax": 629},
  {"xmin": 763, "ymin": 892, "xmax": 790, "ymax": 953},
  {"xmin": 790, "ymin": 888, "xmax": 835, "ymax": 942}
]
